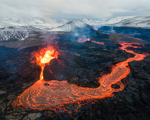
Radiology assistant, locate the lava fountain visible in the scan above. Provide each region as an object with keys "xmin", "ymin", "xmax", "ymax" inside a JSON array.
[
  {"xmin": 12, "ymin": 42, "xmax": 149, "ymax": 112},
  {"xmin": 33, "ymin": 46, "xmax": 59, "ymax": 81}
]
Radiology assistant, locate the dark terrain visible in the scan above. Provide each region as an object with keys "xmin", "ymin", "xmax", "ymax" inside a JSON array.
[
  {"xmin": 100, "ymin": 26, "xmax": 150, "ymax": 42},
  {"xmin": 0, "ymin": 29, "xmax": 150, "ymax": 120}
]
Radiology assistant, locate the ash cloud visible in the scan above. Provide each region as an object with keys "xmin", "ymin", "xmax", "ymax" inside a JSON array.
[{"xmin": 0, "ymin": 0, "xmax": 150, "ymax": 19}]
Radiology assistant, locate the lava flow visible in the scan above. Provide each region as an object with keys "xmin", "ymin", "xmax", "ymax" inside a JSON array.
[
  {"xmin": 77, "ymin": 38, "xmax": 104, "ymax": 45},
  {"xmin": 12, "ymin": 42, "xmax": 149, "ymax": 112}
]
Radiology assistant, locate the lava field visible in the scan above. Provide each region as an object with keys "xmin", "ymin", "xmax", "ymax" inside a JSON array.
[{"xmin": 0, "ymin": 31, "xmax": 150, "ymax": 120}]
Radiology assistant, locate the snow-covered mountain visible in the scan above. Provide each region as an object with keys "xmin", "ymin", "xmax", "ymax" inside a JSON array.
[
  {"xmin": 0, "ymin": 26, "xmax": 41, "ymax": 41},
  {"xmin": 82, "ymin": 19, "xmax": 102, "ymax": 26},
  {"xmin": 0, "ymin": 17, "xmax": 69, "ymax": 30},
  {"xmin": 0, "ymin": 18, "xmax": 102, "ymax": 41},
  {"xmin": 49, "ymin": 19, "xmax": 102, "ymax": 31},
  {"xmin": 103, "ymin": 15, "xmax": 150, "ymax": 28},
  {"xmin": 1, "ymin": 16, "xmax": 150, "ymax": 41},
  {"xmin": 49, "ymin": 20, "xmax": 86, "ymax": 31},
  {"xmin": 0, "ymin": 17, "xmax": 70, "ymax": 41}
]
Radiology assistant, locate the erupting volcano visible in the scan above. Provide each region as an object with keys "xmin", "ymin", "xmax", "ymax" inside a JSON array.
[{"xmin": 12, "ymin": 42, "xmax": 149, "ymax": 112}]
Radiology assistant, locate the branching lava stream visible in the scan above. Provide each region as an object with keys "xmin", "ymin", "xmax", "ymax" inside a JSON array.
[{"xmin": 12, "ymin": 42, "xmax": 149, "ymax": 112}]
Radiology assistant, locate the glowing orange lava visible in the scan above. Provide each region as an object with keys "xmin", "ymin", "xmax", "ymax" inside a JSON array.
[
  {"xmin": 93, "ymin": 26, "xmax": 98, "ymax": 31},
  {"xmin": 91, "ymin": 40, "xmax": 105, "ymax": 45},
  {"xmin": 77, "ymin": 38, "xmax": 104, "ymax": 45},
  {"xmin": 12, "ymin": 42, "xmax": 149, "ymax": 112},
  {"xmin": 34, "ymin": 46, "xmax": 59, "ymax": 80},
  {"xmin": 87, "ymin": 38, "xmax": 90, "ymax": 41}
]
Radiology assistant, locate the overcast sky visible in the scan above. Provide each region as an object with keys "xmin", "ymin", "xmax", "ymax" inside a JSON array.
[{"xmin": 0, "ymin": 0, "xmax": 150, "ymax": 20}]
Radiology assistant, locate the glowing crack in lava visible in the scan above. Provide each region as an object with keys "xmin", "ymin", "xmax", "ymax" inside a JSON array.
[
  {"xmin": 12, "ymin": 42, "xmax": 149, "ymax": 112},
  {"xmin": 77, "ymin": 38, "xmax": 104, "ymax": 45}
]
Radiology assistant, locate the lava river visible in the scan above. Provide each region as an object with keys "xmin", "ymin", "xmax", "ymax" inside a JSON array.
[{"xmin": 12, "ymin": 42, "xmax": 149, "ymax": 112}]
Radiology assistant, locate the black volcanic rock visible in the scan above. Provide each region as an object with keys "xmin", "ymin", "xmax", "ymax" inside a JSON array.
[
  {"xmin": 129, "ymin": 56, "xmax": 150, "ymax": 80},
  {"xmin": 0, "ymin": 31, "xmax": 150, "ymax": 120}
]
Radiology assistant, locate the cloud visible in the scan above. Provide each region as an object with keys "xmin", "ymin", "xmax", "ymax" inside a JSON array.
[
  {"xmin": 0, "ymin": 0, "xmax": 150, "ymax": 19},
  {"xmin": 61, "ymin": 0, "xmax": 111, "ymax": 18},
  {"xmin": 0, "ymin": 0, "xmax": 40, "ymax": 17}
]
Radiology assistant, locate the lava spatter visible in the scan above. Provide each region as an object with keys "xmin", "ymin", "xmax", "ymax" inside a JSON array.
[{"xmin": 12, "ymin": 42, "xmax": 149, "ymax": 112}]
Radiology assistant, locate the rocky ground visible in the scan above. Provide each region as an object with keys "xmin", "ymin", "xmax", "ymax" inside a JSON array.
[{"xmin": 0, "ymin": 31, "xmax": 150, "ymax": 120}]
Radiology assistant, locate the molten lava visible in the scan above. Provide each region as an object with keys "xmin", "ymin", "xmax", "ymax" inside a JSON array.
[
  {"xmin": 91, "ymin": 40, "xmax": 105, "ymax": 45},
  {"xmin": 87, "ymin": 38, "xmax": 90, "ymax": 41},
  {"xmin": 77, "ymin": 38, "xmax": 104, "ymax": 45},
  {"xmin": 34, "ymin": 46, "xmax": 59, "ymax": 80},
  {"xmin": 93, "ymin": 26, "xmax": 98, "ymax": 31},
  {"xmin": 12, "ymin": 42, "xmax": 149, "ymax": 112}
]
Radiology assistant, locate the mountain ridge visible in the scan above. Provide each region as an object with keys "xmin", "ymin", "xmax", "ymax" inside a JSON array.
[
  {"xmin": 102, "ymin": 15, "xmax": 150, "ymax": 28},
  {"xmin": 1, "ymin": 15, "xmax": 150, "ymax": 41}
]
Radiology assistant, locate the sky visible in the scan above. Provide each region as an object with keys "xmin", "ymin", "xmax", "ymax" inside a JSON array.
[{"xmin": 0, "ymin": 0, "xmax": 150, "ymax": 20}]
